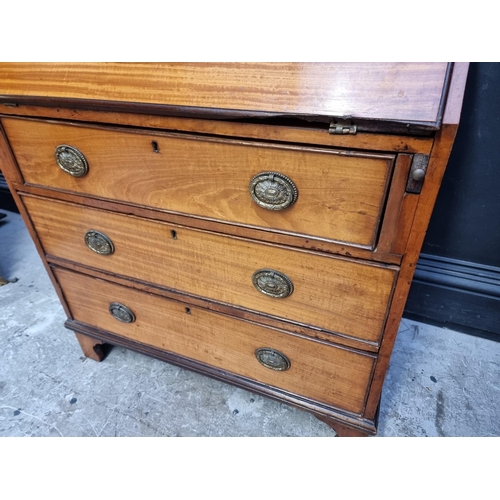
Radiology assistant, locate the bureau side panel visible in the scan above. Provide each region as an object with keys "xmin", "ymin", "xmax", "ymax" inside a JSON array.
[
  {"xmin": 366, "ymin": 126, "xmax": 459, "ymax": 419},
  {"xmin": 364, "ymin": 64, "xmax": 469, "ymax": 419}
]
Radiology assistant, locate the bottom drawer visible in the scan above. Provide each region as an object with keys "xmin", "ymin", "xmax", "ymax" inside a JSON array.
[{"xmin": 54, "ymin": 267, "xmax": 375, "ymax": 414}]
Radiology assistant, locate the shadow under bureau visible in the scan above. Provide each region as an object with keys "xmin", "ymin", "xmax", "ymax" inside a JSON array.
[{"xmin": 0, "ymin": 63, "xmax": 468, "ymax": 436}]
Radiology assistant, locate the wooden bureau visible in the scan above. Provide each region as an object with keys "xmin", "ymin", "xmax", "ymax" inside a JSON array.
[{"xmin": 0, "ymin": 63, "xmax": 468, "ymax": 436}]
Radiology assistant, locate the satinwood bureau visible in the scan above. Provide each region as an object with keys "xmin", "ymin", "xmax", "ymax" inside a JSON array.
[{"xmin": 0, "ymin": 63, "xmax": 468, "ymax": 436}]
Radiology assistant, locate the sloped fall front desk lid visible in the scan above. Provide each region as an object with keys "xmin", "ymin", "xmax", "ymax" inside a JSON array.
[{"xmin": 0, "ymin": 62, "xmax": 452, "ymax": 133}]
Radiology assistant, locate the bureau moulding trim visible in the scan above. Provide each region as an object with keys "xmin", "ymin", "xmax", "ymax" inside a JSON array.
[
  {"xmin": 404, "ymin": 253, "xmax": 500, "ymax": 340},
  {"xmin": 65, "ymin": 319, "xmax": 378, "ymax": 435},
  {"xmin": 413, "ymin": 253, "xmax": 500, "ymax": 298}
]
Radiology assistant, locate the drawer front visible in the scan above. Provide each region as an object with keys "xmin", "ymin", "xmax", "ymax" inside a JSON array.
[
  {"xmin": 4, "ymin": 117, "xmax": 395, "ymax": 248},
  {"xmin": 24, "ymin": 195, "xmax": 397, "ymax": 343},
  {"xmin": 54, "ymin": 267, "xmax": 375, "ymax": 414}
]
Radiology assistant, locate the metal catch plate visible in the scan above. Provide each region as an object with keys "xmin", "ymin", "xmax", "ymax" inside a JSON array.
[
  {"xmin": 255, "ymin": 348, "xmax": 291, "ymax": 371},
  {"xmin": 252, "ymin": 269, "xmax": 294, "ymax": 298},
  {"xmin": 406, "ymin": 154, "xmax": 430, "ymax": 194},
  {"xmin": 84, "ymin": 230, "xmax": 114, "ymax": 255},
  {"xmin": 54, "ymin": 144, "xmax": 89, "ymax": 177},
  {"xmin": 249, "ymin": 171, "xmax": 298, "ymax": 211},
  {"xmin": 109, "ymin": 302, "xmax": 136, "ymax": 323}
]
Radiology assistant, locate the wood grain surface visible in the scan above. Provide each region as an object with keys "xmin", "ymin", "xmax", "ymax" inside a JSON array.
[
  {"xmin": 49, "ymin": 258, "xmax": 381, "ymax": 352},
  {"xmin": 23, "ymin": 195, "xmax": 397, "ymax": 343},
  {"xmin": 376, "ymin": 154, "xmax": 415, "ymax": 254},
  {"xmin": 5, "ymin": 117, "xmax": 395, "ymax": 248},
  {"xmin": 0, "ymin": 62, "xmax": 468, "ymax": 437},
  {"xmin": 0, "ymin": 63, "xmax": 449, "ymax": 125},
  {"xmin": 54, "ymin": 266, "xmax": 375, "ymax": 414}
]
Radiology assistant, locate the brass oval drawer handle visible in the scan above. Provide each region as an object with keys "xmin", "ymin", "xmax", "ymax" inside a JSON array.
[
  {"xmin": 249, "ymin": 171, "xmax": 298, "ymax": 210},
  {"xmin": 54, "ymin": 144, "xmax": 89, "ymax": 177},
  {"xmin": 252, "ymin": 268, "xmax": 294, "ymax": 298},
  {"xmin": 84, "ymin": 230, "xmax": 115, "ymax": 255},
  {"xmin": 255, "ymin": 348, "xmax": 291, "ymax": 371},
  {"xmin": 109, "ymin": 302, "xmax": 136, "ymax": 323}
]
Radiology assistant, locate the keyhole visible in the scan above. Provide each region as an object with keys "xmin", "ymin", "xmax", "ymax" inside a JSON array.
[
  {"xmin": 152, "ymin": 141, "xmax": 159, "ymax": 153},
  {"xmin": 171, "ymin": 230, "xmax": 177, "ymax": 239},
  {"xmin": 185, "ymin": 307, "xmax": 191, "ymax": 314}
]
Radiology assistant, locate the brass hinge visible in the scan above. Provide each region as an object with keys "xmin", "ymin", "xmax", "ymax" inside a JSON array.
[
  {"xmin": 329, "ymin": 119, "xmax": 357, "ymax": 135},
  {"xmin": 406, "ymin": 154, "xmax": 430, "ymax": 194}
]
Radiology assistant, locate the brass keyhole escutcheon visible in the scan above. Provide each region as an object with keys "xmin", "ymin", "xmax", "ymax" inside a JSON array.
[
  {"xmin": 252, "ymin": 269, "xmax": 294, "ymax": 298},
  {"xmin": 249, "ymin": 171, "xmax": 298, "ymax": 210},
  {"xmin": 84, "ymin": 230, "xmax": 115, "ymax": 255},
  {"xmin": 54, "ymin": 145, "xmax": 89, "ymax": 177},
  {"xmin": 109, "ymin": 302, "xmax": 136, "ymax": 323},
  {"xmin": 255, "ymin": 348, "xmax": 291, "ymax": 371}
]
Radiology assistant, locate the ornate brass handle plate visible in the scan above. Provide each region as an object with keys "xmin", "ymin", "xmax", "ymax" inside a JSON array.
[
  {"xmin": 84, "ymin": 230, "xmax": 115, "ymax": 255},
  {"xmin": 249, "ymin": 171, "xmax": 298, "ymax": 210},
  {"xmin": 252, "ymin": 269, "xmax": 294, "ymax": 298},
  {"xmin": 255, "ymin": 348, "xmax": 291, "ymax": 371},
  {"xmin": 109, "ymin": 302, "xmax": 136, "ymax": 323},
  {"xmin": 54, "ymin": 144, "xmax": 89, "ymax": 177}
]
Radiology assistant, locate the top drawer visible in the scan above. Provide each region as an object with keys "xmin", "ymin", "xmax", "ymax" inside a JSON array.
[{"xmin": 3, "ymin": 117, "xmax": 395, "ymax": 248}]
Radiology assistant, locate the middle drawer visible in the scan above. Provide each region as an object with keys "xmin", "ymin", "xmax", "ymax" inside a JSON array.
[{"xmin": 22, "ymin": 194, "xmax": 397, "ymax": 344}]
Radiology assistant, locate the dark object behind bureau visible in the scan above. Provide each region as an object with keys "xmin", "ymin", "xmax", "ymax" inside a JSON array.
[{"xmin": 405, "ymin": 62, "xmax": 500, "ymax": 341}]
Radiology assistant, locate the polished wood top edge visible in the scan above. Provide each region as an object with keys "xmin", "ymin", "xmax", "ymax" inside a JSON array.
[
  {"xmin": 434, "ymin": 62, "xmax": 454, "ymax": 130},
  {"xmin": 0, "ymin": 105, "xmax": 435, "ymax": 155},
  {"xmin": 65, "ymin": 319, "xmax": 378, "ymax": 430},
  {"xmin": 0, "ymin": 94, "xmax": 442, "ymax": 135},
  {"xmin": 55, "ymin": 263, "xmax": 378, "ymax": 358}
]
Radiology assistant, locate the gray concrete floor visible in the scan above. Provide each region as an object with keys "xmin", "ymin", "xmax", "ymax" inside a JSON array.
[{"xmin": 1, "ymin": 209, "xmax": 499, "ymax": 437}]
